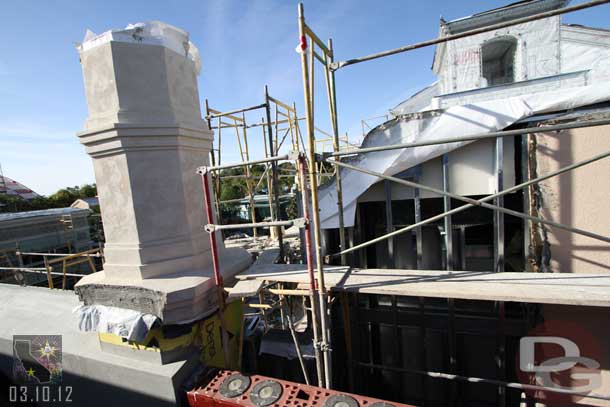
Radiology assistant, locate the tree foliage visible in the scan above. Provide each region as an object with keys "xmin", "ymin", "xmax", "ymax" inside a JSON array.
[
  {"xmin": 0, "ymin": 184, "xmax": 98, "ymax": 213},
  {"xmin": 217, "ymin": 163, "xmax": 296, "ymax": 202}
]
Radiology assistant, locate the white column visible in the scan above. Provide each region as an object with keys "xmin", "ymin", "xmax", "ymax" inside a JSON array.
[{"xmin": 74, "ymin": 22, "xmax": 251, "ymax": 324}]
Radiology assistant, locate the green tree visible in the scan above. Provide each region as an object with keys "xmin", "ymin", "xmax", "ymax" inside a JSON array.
[{"xmin": 0, "ymin": 183, "xmax": 98, "ymax": 213}]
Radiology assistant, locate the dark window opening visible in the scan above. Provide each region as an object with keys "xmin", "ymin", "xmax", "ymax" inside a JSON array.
[{"xmin": 481, "ymin": 37, "xmax": 517, "ymax": 86}]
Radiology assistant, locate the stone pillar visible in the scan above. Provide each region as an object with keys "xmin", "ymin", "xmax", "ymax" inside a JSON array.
[{"xmin": 74, "ymin": 22, "xmax": 251, "ymax": 325}]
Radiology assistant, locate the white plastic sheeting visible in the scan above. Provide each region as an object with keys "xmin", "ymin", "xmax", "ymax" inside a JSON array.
[
  {"xmin": 318, "ymin": 82, "xmax": 610, "ymax": 229},
  {"xmin": 436, "ymin": 17, "xmax": 561, "ymax": 94},
  {"xmin": 76, "ymin": 21, "xmax": 201, "ymax": 74},
  {"xmin": 74, "ymin": 304, "xmax": 158, "ymax": 342},
  {"xmin": 561, "ymin": 25, "xmax": 610, "ymax": 84}
]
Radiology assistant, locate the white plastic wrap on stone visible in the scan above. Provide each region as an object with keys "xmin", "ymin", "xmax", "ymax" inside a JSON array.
[
  {"xmin": 74, "ymin": 304, "xmax": 158, "ymax": 342},
  {"xmin": 76, "ymin": 21, "xmax": 201, "ymax": 74}
]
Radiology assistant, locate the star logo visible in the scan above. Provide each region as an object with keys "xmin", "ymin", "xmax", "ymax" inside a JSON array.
[
  {"xmin": 13, "ymin": 335, "xmax": 62, "ymax": 384},
  {"xmin": 37, "ymin": 340, "xmax": 57, "ymax": 360}
]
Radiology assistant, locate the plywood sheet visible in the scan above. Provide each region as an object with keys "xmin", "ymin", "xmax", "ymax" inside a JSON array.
[{"xmin": 336, "ymin": 269, "xmax": 610, "ymax": 307}]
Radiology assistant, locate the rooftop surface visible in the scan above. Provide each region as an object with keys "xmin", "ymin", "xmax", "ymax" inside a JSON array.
[
  {"xmin": 0, "ymin": 207, "xmax": 89, "ymax": 222},
  {"xmin": 0, "ymin": 284, "xmax": 195, "ymax": 406}
]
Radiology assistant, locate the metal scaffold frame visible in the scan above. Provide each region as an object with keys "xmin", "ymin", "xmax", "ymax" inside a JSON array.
[
  {"xmin": 205, "ymin": 88, "xmax": 307, "ymax": 255},
  {"xmin": 295, "ymin": 0, "xmax": 610, "ymax": 403},
  {"xmin": 198, "ymin": 150, "xmax": 328, "ymax": 385},
  {"xmin": 199, "ymin": 87, "xmax": 337, "ymax": 383},
  {"xmin": 192, "ymin": 0, "xmax": 610, "ymax": 401},
  {"xmin": 205, "ymin": 91, "xmax": 341, "ymax": 234},
  {"xmin": 0, "ymin": 247, "xmax": 103, "ymax": 289}
]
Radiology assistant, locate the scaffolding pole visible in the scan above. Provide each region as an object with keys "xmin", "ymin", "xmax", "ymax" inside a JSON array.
[
  {"xmin": 324, "ymin": 38, "xmax": 347, "ymax": 266},
  {"xmin": 325, "ymin": 150, "xmax": 610, "ymax": 257},
  {"xmin": 200, "ymin": 170, "xmax": 231, "ymax": 368},
  {"xmin": 265, "ymin": 86, "xmax": 285, "ymax": 260},
  {"xmin": 199, "ymin": 154, "xmax": 290, "ymax": 174},
  {"xmin": 205, "ymin": 219, "xmax": 301, "ymax": 232},
  {"xmin": 299, "ymin": 2, "xmax": 332, "ymax": 388},
  {"xmin": 298, "ymin": 153, "xmax": 325, "ymax": 389},
  {"xmin": 205, "ymin": 92, "xmax": 305, "ymax": 247},
  {"xmin": 330, "ymin": 0, "xmax": 610, "ymax": 70},
  {"xmin": 328, "ymin": 117, "xmax": 610, "ymax": 158},
  {"xmin": 357, "ymin": 361, "xmax": 610, "ymax": 402},
  {"xmin": 206, "ymin": 103, "xmax": 267, "ymax": 119}
]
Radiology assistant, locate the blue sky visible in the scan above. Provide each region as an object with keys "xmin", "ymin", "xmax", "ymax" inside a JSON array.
[{"xmin": 1, "ymin": 0, "xmax": 609, "ymax": 195}]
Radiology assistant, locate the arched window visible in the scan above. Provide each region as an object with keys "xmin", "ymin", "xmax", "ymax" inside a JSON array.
[{"xmin": 481, "ymin": 36, "xmax": 517, "ymax": 86}]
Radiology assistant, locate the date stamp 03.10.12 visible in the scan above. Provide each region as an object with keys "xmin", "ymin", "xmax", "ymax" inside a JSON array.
[{"xmin": 9, "ymin": 335, "xmax": 72, "ymax": 406}]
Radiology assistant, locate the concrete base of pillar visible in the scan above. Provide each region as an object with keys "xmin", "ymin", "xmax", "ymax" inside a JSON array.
[{"xmin": 75, "ymin": 247, "xmax": 252, "ymax": 324}]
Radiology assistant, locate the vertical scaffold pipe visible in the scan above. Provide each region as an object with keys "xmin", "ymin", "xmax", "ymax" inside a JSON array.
[
  {"xmin": 298, "ymin": 154, "xmax": 324, "ymax": 387},
  {"xmin": 201, "ymin": 170, "xmax": 231, "ymax": 368},
  {"xmin": 325, "ymin": 38, "xmax": 347, "ymax": 266},
  {"xmin": 265, "ymin": 86, "xmax": 285, "ymax": 260},
  {"xmin": 298, "ymin": 2, "xmax": 332, "ymax": 389}
]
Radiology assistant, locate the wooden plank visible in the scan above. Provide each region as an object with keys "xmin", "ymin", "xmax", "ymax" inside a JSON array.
[
  {"xmin": 235, "ymin": 264, "xmax": 349, "ymax": 287},
  {"xmin": 333, "ymin": 269, "xmax": 610, "ymax": 307},
  {"xmin": 228, "ymin": 279, "xmax": 265, "ymax": 299}
]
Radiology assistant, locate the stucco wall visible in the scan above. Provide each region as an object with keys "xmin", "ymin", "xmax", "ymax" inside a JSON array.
[
  {"xmin": 358, "ymin": 136, "xmax": 515, "ymax": 203},
  {"xmin": 535, "ymin": 123, "xmax": 610, "ymax": 274}
]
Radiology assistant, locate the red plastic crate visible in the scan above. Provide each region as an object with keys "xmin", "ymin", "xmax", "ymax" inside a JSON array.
[{"xmin": 187, "ymin": 370, "xmax": 417, "ymax": 407}]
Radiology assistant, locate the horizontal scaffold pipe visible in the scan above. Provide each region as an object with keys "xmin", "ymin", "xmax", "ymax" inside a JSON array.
[
  {"xmin": 262, "ymin": 288, "xmax": 311, "ymax": 296},
  {"xmin": 332, "ymin": 0, "xmax": 610, "ymax": 70},
  {"xmin": 326, "ymin": 149, "xmax": 610, "ymax": 258},
  {"xmin": 17, "ymin": 251, "xmax": 101, "ymax": 258},
  {"xmin": 246, "ymin": 117, "xmax": 303, "ymax": 129},
  {"xmin": 197, "ymin": 154, "xmax": 291, "ymax": 173},
  {"xmin": 0, "ymin": 267, "xmax": 86, "ymax": 278},
  {"xmin": 329, "ymin": 117, "xmax": 610, "ymax": 158},
  {"xmin": 216, "ymin": 117, "xmax": 306, "ymax": 129},
  {"xmin": 219, "ymin": 193, "xmax": 295, "ymax": 205},
  {"xmin": 358, "ymin": 362, "xmax": 610, "ymax": 402},
  {"xmin": 205, "ymin": 218, "xmax": 304, "ymax": 232},
  {"xmin": 205, "ymin": 103, "xmax": 267, "ymax": 119}
]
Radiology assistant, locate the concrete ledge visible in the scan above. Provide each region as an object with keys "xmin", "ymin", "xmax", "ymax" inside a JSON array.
[{"xmin": 0, "ymin": 284, "xmax": 198, "ymax": 406}]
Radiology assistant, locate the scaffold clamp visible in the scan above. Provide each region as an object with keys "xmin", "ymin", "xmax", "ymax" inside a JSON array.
[
  {"xmin": 196, "ymin": 166, "xmax": 209, "ymax": 175},
  {"xmin": 287, "ymin": 149, "xmax": 301, "ymax": 161},
  {"xmin": 292, "ymin": 217, "xmax": 307, "ymax": 229}
]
